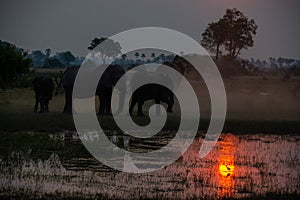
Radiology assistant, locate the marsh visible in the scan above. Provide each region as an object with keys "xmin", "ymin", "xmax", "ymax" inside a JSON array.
[{"xmin": 0, "ymin": 131, "xmax": 299, "ymax": 199}]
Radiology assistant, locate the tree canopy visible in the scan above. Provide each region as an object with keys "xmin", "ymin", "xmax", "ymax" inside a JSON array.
[
  {"xmin": 88, "ymin": 37, "xmax": 122, "ymax": 64},
  {"xmin": 0, "ymin": 40, "xmax": 31, "ymax": 90},
  {"xmin": 201, "ymin": 8, "xmax": 257, "ymax": 60}
]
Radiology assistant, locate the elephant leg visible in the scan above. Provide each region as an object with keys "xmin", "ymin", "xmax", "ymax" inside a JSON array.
[
  {"xmin": 129, "ymin": 96, "xmax": 138, "ymax": 116},
  {"xmin": 45, "ymin": 99, "xmax": 49, "ymax": 112},
  {"xmin": 137, "ymin": 100, "xmax": 145, "ymax": 116},
  {"xmin": 154, "ymin": 98, "xmax": 161, "ymax": 116},
  {"xmin": 98, "ymin": 97, "xmax": 105, "ymax": 116},
  {"xmin": 166, "ymin": 102, "xmax": 173, "ymax": 112},
  {"xmin": 104, "ymin": 88, "xmax": 112, "ymax": 115},
  {"xmin": 34, "ymin": 96, "xmax": 39, "ymax": 113},
  {"xmin": 63, "ymin": 89, "xmax": 72, "ymax": 114},
  {"xmin": 40, "ymin": 100, "xmax": 45, "ymax": 113},
  {"xmin": 166, "ymin": 94, "xmax": 174, "ymax": 113}
]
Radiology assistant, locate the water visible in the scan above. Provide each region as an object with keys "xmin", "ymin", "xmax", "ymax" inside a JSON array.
[{"xmin": 0, "ymin": 131, "xmax": 299, "ymax": 199}]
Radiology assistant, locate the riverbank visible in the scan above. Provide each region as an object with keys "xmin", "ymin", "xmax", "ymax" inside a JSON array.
[{"xmin": 0, "ymin": 111, "xmax": 299, "ymax": 134}]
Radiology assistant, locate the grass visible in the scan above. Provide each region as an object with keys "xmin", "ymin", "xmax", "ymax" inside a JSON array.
[
  {"xmin": 0, "ymin": 191, "xmax": 298, "ymax": 200},
  {"xmin": 0, "ymin": 106, "xmax": 299, "ymax": 134},
  {"xmin": 0, "ymin": 72, "xmax": 300, "ymax": 133}
]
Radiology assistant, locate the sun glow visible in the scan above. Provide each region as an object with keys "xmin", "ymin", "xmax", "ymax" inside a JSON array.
[
  {"xmin": 219, "ymin": 159, "xmax": 235, "ymax": 177},
  {"xmin": 217, "ymin": 135, "xmax": 237, "ymax": 197}
]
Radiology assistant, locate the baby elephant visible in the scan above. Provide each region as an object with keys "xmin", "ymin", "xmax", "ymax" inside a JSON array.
[
  {"xmin": 33, "ymin": 76, "xmax": 54, "ymax": 113},
  {"xmin": 129, "ymin": 84, "xmax": 174, "ymax": 116}
]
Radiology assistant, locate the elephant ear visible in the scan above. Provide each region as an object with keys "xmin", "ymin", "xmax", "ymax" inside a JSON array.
[
  {"xmin": 115, "ymin": 75, "xmax": 126, "ymax": 93},
  {"xmin": 161, "ymin": 61, "xmax": 185, "ymax": 75},
  {"xmin": 109, "ymin": 65, "xmax": 125, "ymax": 85},
  {"xmin": 99, "ymin": 66, "xmax": 114, "ymax": 88}
]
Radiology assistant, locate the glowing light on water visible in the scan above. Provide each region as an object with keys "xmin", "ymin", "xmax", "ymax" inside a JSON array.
[
  {"xmin": 218, "ymin": 135, "xmax": 236, "ymax": 197},
  {"xmin": 219, "ymin": 162, "xmax": 235, "ymax": 177}
]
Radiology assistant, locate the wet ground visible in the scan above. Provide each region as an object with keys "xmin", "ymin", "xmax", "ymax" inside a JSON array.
[{"xmin": 0, "ymin": 131, "xmax": 299, "ymax": 199}]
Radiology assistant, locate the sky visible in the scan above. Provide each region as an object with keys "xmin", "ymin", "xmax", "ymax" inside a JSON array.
[{"xmin": 0, "ymin": 0, "xmax": 299, "ymax": 60}]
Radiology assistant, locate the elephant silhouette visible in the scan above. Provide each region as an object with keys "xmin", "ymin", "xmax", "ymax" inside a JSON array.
[{"xmin": 33, "ymin": 76, "xmax": 54, "ymax": 113}]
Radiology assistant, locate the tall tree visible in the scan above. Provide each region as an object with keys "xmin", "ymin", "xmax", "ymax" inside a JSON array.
[
  {"xmin": 223, "ymin": 8, "xmax": 257, "ymax": 59},
  {"xmin": 121, "ymin": 54, "xmax": 127, "ymax": 60},
  {"xmin": 45, "ymin": 48, "xmax": 51, "ymax": 57},
  {"xmin": 151, "ymin": 53, "xmax": 156, "ymax": 59},
  {"xmin": 141, "ymin": 53, "xmax": 146, "ymax": 62},
  {"xmin": 201, "ymin": 8, "xmax": 257, "ymax": 59},
  {"xmin": 160, "ymin": 53, "xmax": 166, "ymax": 63},
  {"xmin": 201, "ymin": 19, "xmax": 227, "ymax": 60},
  {"xmin": 0, "ymin": 41, "xmax": 31, "ymax": 90},
  {"xmin": 134, "ymin": 52, "xmax": 140, "ymax": 61},
  {"xmin": 88, "ymin": 37, "xmax": 122, "ymax": 64}
]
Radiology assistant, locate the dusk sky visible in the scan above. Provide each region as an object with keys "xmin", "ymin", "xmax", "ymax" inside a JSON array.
[{"xmin": 0, "ymin": 0, "xmax": 299, "ymax": 60}]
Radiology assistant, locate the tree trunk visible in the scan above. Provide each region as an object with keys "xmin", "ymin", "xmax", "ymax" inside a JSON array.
[
  {"xmin": 216, "ymin": 42, "xmax": 220, "ymax": 60},
  {"xmin": 235, "ymin": 47, "xmax": 242, "ymax": 59}
]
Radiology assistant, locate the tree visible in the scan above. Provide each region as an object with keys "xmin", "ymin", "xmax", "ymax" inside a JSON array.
[
  {"xmin": 277, "ymin": 57, "xmax": 285, "ymax": 68},
  {"xmin": 134, "ymin": 52, "xmax": 140, "ymax": 61},
  {"xmin": 223, "ymin": 8, "xmax": 258, "ymax": 59},
  {"xmin": 43, "ymin": 58, "xmax": 64, "ymax": 68},
  {"xmin": 121, "ymin": 54, "xmax": 127, "ymax": 60},
  {"xmin": 151, "ymin": 53, "xmax": 156, "ymax": 59},
  {"xmin": 141, "ymin": 53, "xmax": 146, "ymax": 62},
  {"xmin": 45, "ymin": 48, "xmax": 51, "ymax": 57},
  {"xmin": 0, "ymin": 41, "xmax": 31, "ymax": 90},
  {"xmin": 160, "ymin": 53, "xmax": 166, "ymax": 62},
  {"xmin": 201, "ymin": 8, "xmax": 257, "ymax": 59},
  {"xmin": 88, "ymin": 37, "xmax": 122, "ymax": 64},
  {"xmin": 54, "ymin": 51, "xmax": 76, "ymax": 66},
  {"xmin": 269, "ymin": 57, "xmax": 278, "ymax": 70},
  {"xmin": 201, "ymin": 19, "xmax": 227, "ymax": 60},
  {"xmin": 28, "ymin": 50, "xmax": 48, "ymax": 67}
]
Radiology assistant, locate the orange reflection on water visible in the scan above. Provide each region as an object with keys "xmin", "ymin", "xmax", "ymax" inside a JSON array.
[
  {"xmin": 219, "ymin": 159, "xmax": 234, "ymax": 177},
  {"xmin": 218, "ymin": 134, "xmax": 236, "ymax": 197}
]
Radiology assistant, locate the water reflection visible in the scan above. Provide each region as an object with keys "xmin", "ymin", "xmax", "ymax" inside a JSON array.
[
  {"xmin": 218, "ymin": 134, "xmax": 236, "ymax": 197},
  {"xmin": 0, "ymin": 132, "xmax": 299, "ymax": 199}
]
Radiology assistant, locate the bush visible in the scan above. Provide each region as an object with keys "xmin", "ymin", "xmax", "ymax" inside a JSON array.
[{"xmin": 0, "ymin": 40, "xmax": 31, "ymax": 90}]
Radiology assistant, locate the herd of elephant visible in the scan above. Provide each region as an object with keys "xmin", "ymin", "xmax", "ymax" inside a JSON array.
[{"xmin": 33, "ymin": 56, "xmax": 186, "ymax": 116}]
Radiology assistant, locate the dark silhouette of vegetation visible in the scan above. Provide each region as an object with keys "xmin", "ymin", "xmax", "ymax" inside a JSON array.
[
  {"xmin": 0, "ymin": 40, "xmax": 31, "ymax": 90},
  {"xmin": 45, "ymin": 48, "xmax": 51, "ymax": 57},
  {"xmin": 134, "ymin": 52, "xmax": 140, "ymax": 61},
  {"xmin": 121, "ymin": 54, "xmax": 127, "ymax": 60},
  {"xmin": 43, "ymin": 58, "xmax": 65, "ymax": 68},
  {"xmin": 201, "ymin": 19, "xmax": 227, "ymax": 60},
  {"xmin": 201, "ymin": 8, "xmax": 257, "ymax": 60},
  {"xmin": 151, "ymin": 52, "xmax": 156, "ymax": 60},
  {"xmin": 88, "ymin": 37, "xmax": 122, "ymax": 64},
  {"xmin": 141, "ymin": 53, "xmax": 146, "ymax": 61}
]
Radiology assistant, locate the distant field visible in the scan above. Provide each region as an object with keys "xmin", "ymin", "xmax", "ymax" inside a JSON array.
[
  {"xmin": 31, "ymin": 67, "xmax": 64, "ymax": 74},
  {"xmin": 0, "ymin": 72, "xmax": 299, "ymax": 133}
]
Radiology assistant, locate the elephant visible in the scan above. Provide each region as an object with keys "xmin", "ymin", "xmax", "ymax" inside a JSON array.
[
  {"xmin": 129, "ymin": 83, "xmax": 174, "ymax": 116},
  {"xmin": 128, "ymin": 58, "xmax": 186, "ymax": 117},
  {"xmin": 60, "ymin": 64, "xmax": 126, "ymax": 115},
  {"xmin": 33, "ymin": 76, "xmax": 55, "ymax": 113}
]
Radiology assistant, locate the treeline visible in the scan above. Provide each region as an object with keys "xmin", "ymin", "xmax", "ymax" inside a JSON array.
[
  {"xmin": 0, "ymin": 40, "xmax": 31, "ymax": 90},
  {"xmin": 27, "ymin": 49, "xmax": 84, "ymax": 68},
  {"xmin": 242, "ymin": 57, "xmax": 300, "ymax": 78}
]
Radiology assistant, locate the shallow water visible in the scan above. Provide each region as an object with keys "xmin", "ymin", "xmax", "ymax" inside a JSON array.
[{"xmin": 0, "ymin": 131, "xmax": 299, "ymax": 199}]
